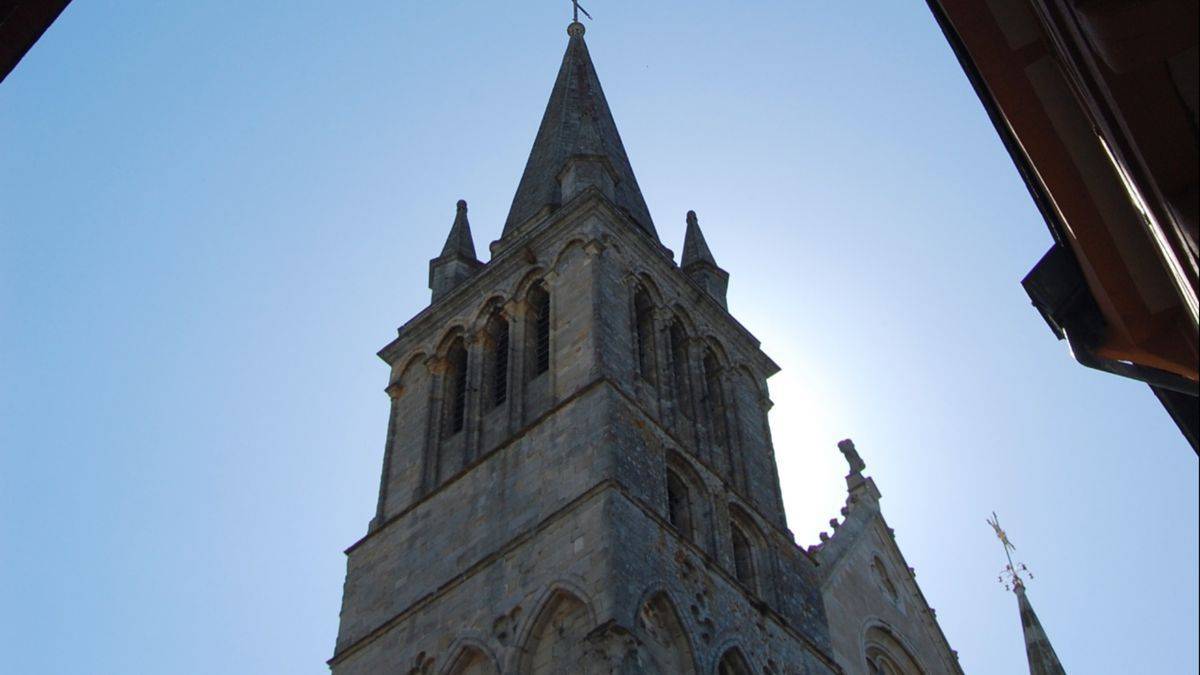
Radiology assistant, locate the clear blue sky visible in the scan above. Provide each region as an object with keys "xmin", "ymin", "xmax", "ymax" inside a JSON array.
[{"xmin": 2, "ymin": 2, "xmax": 1196, "ymax": 673}]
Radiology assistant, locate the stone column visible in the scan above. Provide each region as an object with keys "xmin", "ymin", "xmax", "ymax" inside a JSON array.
[
  {"xmin": 421, "ymin": 354, "xmax": 448, "ymax": 494},
  {"xmin": 371, "ymin": 381, "xmax": 404, "ymax": 529},
  {"xmin": 542, "ymin": 269, "xmax": 560, "ymax": 402},
  {"xmin": 650, "ymin": 306, "xmax": 672, "ymax": 424},
  {"xmin": 582, "ymin": 239, "xmax": 608, "ymax": 385},
  {"xmin": 462, "ymin": 332, "xmax": 484, "ymax": 467},
  {"xmin": 759, "ymin": 392, "xmax": 786, "ymax": 527},
  {"xmin": 684, "ymin": 337, "xmax": 710, "ymax": 467},
  {"xmin": 622, "ymin": 278, "xmax": 639, "ymax": 390},
  {"xmin": 718, "ymin": 367, "xmax": 747, "ymax": 493},
  {"xmin": 505, "ymin": 298, "xmax": 527, "ymax": 434}
]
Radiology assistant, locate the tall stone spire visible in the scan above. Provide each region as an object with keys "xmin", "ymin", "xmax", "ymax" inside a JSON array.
[
  {"xmin": 428, "ymin": 199, "xmax": 482, "ymax": 302},
  {"xmin": 681, "ymin": 210, "xmax": 729, "ymax": 308},
  {"xmin": 501, "ymin": 21, "xmax": 657, "ymax": 240},
  {"xmin": 1015, "ymin": 582, "xmax": 1066, "ymax": 675}
]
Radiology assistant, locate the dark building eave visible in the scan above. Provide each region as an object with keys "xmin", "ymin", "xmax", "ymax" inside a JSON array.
[
  {"xmin": 0, "ymin": 1, "xmax": 71, "ymax": 84},
  {"xmin": 925, "ymin": 0, "xmax": 1198, "ymax": 451}
]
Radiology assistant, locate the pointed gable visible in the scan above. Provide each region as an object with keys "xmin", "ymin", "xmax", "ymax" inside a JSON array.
[{"xmin": 502, "ymin": 23, "xmax": 657, "ymax": 240}]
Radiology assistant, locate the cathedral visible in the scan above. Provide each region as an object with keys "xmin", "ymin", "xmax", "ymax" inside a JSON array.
[{"xmin": 329, "ymin": 21, "xmax": 962, "ymax": 675}]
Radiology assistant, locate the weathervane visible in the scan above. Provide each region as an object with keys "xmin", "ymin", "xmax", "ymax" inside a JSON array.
[
  {"xmin": 572, "ymin": 0, "xmax": 593, "ymax": 23},
  {"xmin": 988, "ymin": 511, "xmax": 1034, "ymax": 591}
]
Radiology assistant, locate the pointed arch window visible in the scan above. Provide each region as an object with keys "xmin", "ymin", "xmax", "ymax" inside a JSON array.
[
  {"xmin": 666, "ymin": 469, "xmax": 693, "ymax": 542},
  {"xmin": 731, "ymin": 523, "xmax": 756, "ymax": 591},
  {"xmin": 527, "ymin": 283, "xmax": 551, "ymax": 379},
  {"xmin": 702, "ymin": 350, "xmax": 729, "ymax": 448},
  {"xmin": 669, "ymin": 321, "xmax": 692, "ymax": 419},
  {"xmin": 485, "ymin": 311, "xmax": 510, "ymax": 409},
  {"xmin": 444, "ymin": 338, "xmax": 469, "ymax": 435},
  {"xmin": 717, "ymin": 648, "xmax": 753, "ymax": 675},
  {"xmin": 636, "ymin": 593, "xmax": 695, "ymax": 674},
  {"xmin": 633, "ymin": 288, "xmax": 657, "ymax": 385},
  {"xmin": 864, "ymin": 625, "xmax": 925, "ymax": 675},
  {"xmin": 444, "ymin": 645, "xmax": 499, "ymax": 675},
  {"xmin": 520, "ymin": 590, "xmax": 592, "ymax": 673}
]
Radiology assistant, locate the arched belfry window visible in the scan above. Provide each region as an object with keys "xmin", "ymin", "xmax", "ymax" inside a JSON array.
[
  {"xmin": 666, "ymin": 469, "xmax": 693, "ymax": 542},
  {"xmin": 731, "ymin": 522, "xmax": 756, "ymax": 591},
  {"xmin": 485, "ymin": 311, "xmax": 509, "ymax": 409},
  {"xmin": 701, "ymin": 350, "xmax": 729, "ymax": 448},
  {"xmin": 669, "ymin": 321, "xmax": 692, "ymax": 418},
  {"xmin": 444, "ymin": 338, "xmax": 468, "ymax": 436},
  {"xmin": 633, "ymin": 288, "xmax": 657, "ymax": 385},
  {"xmin": 527, "ymin": 283, "xmax": 550, "ymax": 379}
]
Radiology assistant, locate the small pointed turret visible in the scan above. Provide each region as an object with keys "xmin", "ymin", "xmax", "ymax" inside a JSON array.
[
  {"xmin": 681, "ymin": 210, "xmax": 729, "ymax": 308},
  {"xmin": 501, "ymin": 21, "xmax": 657, "ymax": 241},
  {"xmin": 1015, "ymin": 582, "xmax": 1066, "ymax": 675},
  {"xmin": 441, "ymin": 199, "xmax": 477, "ymax": 259},
  {"xmin": 429, "ymin": 199, "xmax": 482, "ymax": 302}
]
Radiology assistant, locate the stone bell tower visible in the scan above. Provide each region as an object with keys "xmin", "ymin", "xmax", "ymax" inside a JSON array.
[{"xmin": 330, "ymin": 21, "xmax": 842, "ymax": 674}]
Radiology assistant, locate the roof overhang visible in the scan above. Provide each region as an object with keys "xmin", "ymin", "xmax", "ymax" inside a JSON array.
[{"xmin": 925, "ymin": 0, "xmax": 1198, "ymax": 397}]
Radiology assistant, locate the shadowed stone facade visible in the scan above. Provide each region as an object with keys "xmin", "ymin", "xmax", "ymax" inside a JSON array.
[{"xmin": 330, "ymin": 21, "xmax": 960, "ymax": 675}]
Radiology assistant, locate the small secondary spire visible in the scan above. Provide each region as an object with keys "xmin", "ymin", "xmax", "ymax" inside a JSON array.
[
  {"xmin": 428, "ymin": 199, "xmax": 482, "ymax": 302},
  {"xmin": 681, "ymin": 210, "xmax": 730, "ymax": 309},
  {"xmin": 681, "ymin": 210, "xmax": 718, "ymax": 268},
  {"xmin": 440, "ymin": 199, "xmax": 477, "ymax": 259},
  {"xmin": 988, "ymin": 513, "xmax": 1066, "ymax": 675}
]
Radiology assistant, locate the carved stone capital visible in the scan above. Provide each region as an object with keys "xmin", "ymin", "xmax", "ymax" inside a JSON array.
[
  {"xmin": 503, "ymin": 298, "xmax": 525, "ymax": 319},
  {"xmin": 427, "ymin": 356, "xmax": 450, "ymax": 375}
]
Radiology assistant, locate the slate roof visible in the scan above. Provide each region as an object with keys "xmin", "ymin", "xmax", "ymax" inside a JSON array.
[{"xmin": 502, "ymin": 23, "xmax": 657, "ymax": 240}]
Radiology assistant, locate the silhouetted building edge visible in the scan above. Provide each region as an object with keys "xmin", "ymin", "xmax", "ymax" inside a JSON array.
[
  {"xmin": 925, "ymin": 0, "xmax": 1198, "ymax": 452},
  {"xmin": 0, "ymin": 1, "xmax": 71, "ymax": 84}
]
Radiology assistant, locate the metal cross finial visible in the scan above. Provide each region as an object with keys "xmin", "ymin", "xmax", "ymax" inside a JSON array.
[
  {"xmin": 987, "ymin": 511, "xmax": 1015, "ymax": 556},
  {"xmin": 572, "ymin": 0, "xmax": 592, "ymax": 22},
  {"xmin": 988, "ymin": 512, "xmax": 1034, "ymax": 591}
]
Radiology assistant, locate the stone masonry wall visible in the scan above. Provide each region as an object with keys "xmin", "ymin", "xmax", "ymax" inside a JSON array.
[
  {"xmin": 333, "ymin": 192, "xmax": 839, "ymax": 672},
  {"xmin": 816, "ymin": 480, "xmax": 962, "ymax": 675}
]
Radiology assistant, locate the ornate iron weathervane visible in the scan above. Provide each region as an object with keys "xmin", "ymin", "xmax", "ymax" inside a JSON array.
[{"xmin": 988, "ymin": 511, "xmax": 1034, "ymax": 591}]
